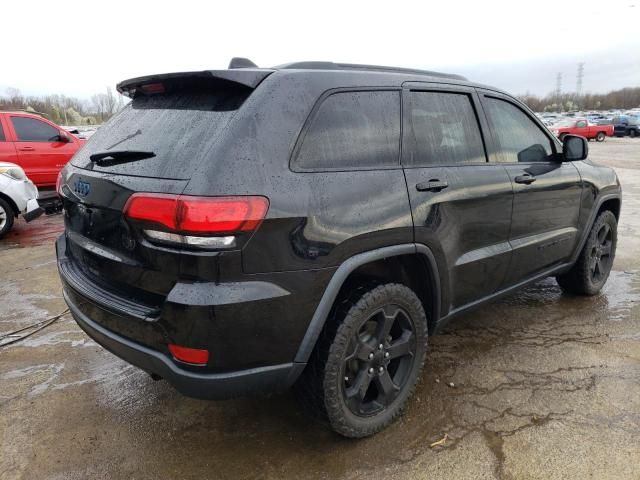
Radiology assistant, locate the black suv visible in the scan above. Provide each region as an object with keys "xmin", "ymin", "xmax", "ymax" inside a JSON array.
[
  {"xmin": 613, "ymin": 115, "xmax": 639, "ymax": 137},
  {"xmin": 57, "ymin": 59, "xmax": 621, "ymax": 437}
]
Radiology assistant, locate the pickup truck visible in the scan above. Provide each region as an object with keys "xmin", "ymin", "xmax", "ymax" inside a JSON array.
[
  {"xmin": 551, "ymin": 118, "xmax": 614, "ymax": 142},
  {"xmin": 0, "ymin": 112, "xmax": 85, "ymax": 188}
]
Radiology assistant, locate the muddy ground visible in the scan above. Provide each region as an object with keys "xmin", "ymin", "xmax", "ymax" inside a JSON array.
[{"xmin": 1, "ymin": 137, "xmax": 639, "ymax": 479}]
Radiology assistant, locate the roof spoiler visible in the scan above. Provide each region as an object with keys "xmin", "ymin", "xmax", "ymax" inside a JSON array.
[{"xmin": 117, "ymin": 69, "xmax": 274, "ymax": 98}]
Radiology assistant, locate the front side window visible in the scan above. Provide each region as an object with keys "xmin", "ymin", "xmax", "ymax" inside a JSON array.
[
  {"xmin": 483, "ymin": 97, "xmax": 554, "ymax": 163},
  {"xmin": 406, "ymin": 91, "xmax": 486, "ymax": 166},
  {"xmin": 0, "ymin": 122, "xmax": 5, "ymax": 141},
  {"xmin": 11, "ymin": 116, "xmax": 60, "ymax": 142},
  {"xmin": 294, "ymin": 90, "xmax": 400, "ymax": 170},
  {"xmin": 576, "ymin": 120, "xmax": 587, "ymax": 128}
]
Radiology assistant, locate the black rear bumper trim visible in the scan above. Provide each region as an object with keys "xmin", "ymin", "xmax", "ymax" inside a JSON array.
[{"xmin": 58, "ymin": 256, "xmax": 160, "ymax": 322}]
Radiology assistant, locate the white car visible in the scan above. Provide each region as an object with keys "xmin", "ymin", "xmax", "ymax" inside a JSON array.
[{"xmin": 0, "ymin": 162, "xmax": 43, "ymax": 238}]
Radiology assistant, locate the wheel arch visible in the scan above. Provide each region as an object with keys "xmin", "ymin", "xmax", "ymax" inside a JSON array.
[
  {"xmin": 293, "ymin": 244, "xmax": 441, "ymax": 365},
  {"xmin": 0, "ymin": 192, "xmax": 19, "ymax": 217},
  {"xmin": 598, "ymin": 197, "xmax": 621, "ymax": 220}
]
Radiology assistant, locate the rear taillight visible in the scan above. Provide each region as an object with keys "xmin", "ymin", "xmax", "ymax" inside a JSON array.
[{"xmin": 123, "ymin": 194, "xmax": 269, "ymax": 249}]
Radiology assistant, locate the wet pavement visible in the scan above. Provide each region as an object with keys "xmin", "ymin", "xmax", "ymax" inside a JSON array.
[{"xmin": 1, "ymin": 137, "xmax": 639, "ymax": 479}]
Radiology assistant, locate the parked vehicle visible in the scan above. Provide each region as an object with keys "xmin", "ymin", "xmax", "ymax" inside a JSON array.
[
  {"xmin": 63, "ymin": 126, "xmax": 99, "ymax": 140},
  {"xmin": 551, "ymin": 118, "xmax": 614, "ymax": 142},
  {"xmin": 0, "ymin": 162, "xmax": 43, "ymax": 237},
  {"xmin": 612, "ymin": 115, "xmax": 639, "ymax": 137},
  {"xmin": 56, "ymin": 59, "xmax": 622, "ymax": 438},
  {"xmin": 0, "ymin": 112, "xmax": 86, "ymax": 188}
]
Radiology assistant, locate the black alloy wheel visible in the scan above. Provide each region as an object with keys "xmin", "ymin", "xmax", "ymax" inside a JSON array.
[
  {"xmin": 556, "ymin": 210, "xmax": 617, "ymax": 295},
  {"xmin": 589, "ymin": 221, "xmax": 614, "ymax": 284},
  {"xmin": 342, "ymin": 304, "xmax": 417, "ymax": 417},
  {"xmin": 294, "ymin": 283, "xmax": 428, "ymax": 437}
]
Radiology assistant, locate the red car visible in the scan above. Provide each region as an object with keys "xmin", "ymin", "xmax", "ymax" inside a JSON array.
[
  {"xmin": 551, "ymin": 118, "xmax": 614, "ymax": 142},
  {"xmin": 0, "ymin": 112, "xmax": 85, "ymax": 188}
]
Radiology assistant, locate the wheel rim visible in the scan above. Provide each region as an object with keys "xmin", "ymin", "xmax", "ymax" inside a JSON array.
[
  {"xmin": 589, "ymin": 223, "xmax": 613, "ymax": 283},
  {"xmin": 341, "ymin": 304, "xmax": 416, "ymax": 417},
  {"xmin": 0, "ymin": 204, "xmax": 6, "ymax": 230}
]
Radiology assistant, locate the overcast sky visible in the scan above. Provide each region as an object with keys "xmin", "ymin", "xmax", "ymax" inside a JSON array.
[{"xmin": 3, "ymin": 0, "xmax": 639, "ymax": 98}]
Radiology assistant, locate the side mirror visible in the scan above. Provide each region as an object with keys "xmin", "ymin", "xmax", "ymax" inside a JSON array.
[
  {"xmin": 563, "ymin": 134, "xmax": 588, "ymax": 161},
  {"xmin": 56, "ymin": 133, "xmax": 72, "ymax": 143}
]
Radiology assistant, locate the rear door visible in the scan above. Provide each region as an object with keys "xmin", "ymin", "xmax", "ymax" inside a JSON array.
[
  {"xmin": 9, "ymin": 114, "xmax": 77, "ymax": 186},
  {"xmin": 477, "ymin": 91, "xmax": 582, "ymax": 285},
  {"xmin": 401, "ymin": 84, "xmax": 514, "ymax": 313},
  {"xmin": 0, "ymin": 116, "xmax": 19, "ymax": 164}
]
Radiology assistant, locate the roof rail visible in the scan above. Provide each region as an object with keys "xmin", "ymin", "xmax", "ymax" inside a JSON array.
[{"xmin": 274, "ymin": 61, "xmax": 467, "ymax": 81}]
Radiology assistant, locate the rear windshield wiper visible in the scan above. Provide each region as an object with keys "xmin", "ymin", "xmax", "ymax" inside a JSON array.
[{"xmin": 89, "ymin": 150, "xmax": 156, "ymax": 167}]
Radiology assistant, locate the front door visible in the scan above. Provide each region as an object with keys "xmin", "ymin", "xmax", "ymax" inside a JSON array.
[
  {"xmin": 9, "ymin": 115, "xmax": 76, "ymax": 186},
  {"xmin": 401, "ymin": 85, "xmax": 514, "ymax": 313},
  {"xmin": 478, "ymin": 91, "xmax": 582, "ymax": 285}
]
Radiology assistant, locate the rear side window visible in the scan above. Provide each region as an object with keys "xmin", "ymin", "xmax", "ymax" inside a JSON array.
[
  {"xmin": 0, "ymin": 122, "xmax": 4, "ymax": 141},
  {"xmin": 483, "ymin": 97, "xmax": 554, "ymax": 163},
  {"xmin": 11, "ymin": 116, "xmax": 59, "ymax": 142},
  {"xmin": 405, "ymin": 91, "xmax": 486, "ymax": 166},
  {"xmin": 71, "ymin": 88, "xmax": 251, "ymax": 179},
  {"xmin": 294, "ymin": 90, "xmax": 400, "ymax": 170}
]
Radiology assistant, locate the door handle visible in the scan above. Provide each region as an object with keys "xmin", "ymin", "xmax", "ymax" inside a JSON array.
[
  {"xmin": 19, "ymin": 146, "xmax": 35, "ymax": 151},
  {"xmin": 416, "ymin": 179, "xmax": 449, "ymax": 192},
  {"xmin": 514, "ymin": 174, "xmax": 536, "ymax": 185}
]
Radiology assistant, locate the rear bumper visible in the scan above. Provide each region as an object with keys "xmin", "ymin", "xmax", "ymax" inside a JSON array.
[
  {"xmin": 56, "ymin": 232, "xmax": 318, "ymax": 399},
  {"xmin": 64, "ymin": 289, "xmax": 301, "ymax": 399},
  {"xmin": 23, "ymin": 199, "xmax": 43, "ymax": 222}
]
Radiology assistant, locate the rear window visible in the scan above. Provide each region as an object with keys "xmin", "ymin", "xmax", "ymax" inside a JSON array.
[
  {"xmin": 72, "ymin": 88, "xmax": 250, "ymax": 179},
  {"xmin": 294, "ymin": 90, "xmax": 400, "ymax": 170}
]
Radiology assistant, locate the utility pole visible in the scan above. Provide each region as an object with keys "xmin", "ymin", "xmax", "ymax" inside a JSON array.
[
  {"xmin": 555, "ymin": 72, "xmax": 562, "ymax": 109},
  {"xmin": 576, "ymin": 62, "xmax": 585, "ymax": 110}
]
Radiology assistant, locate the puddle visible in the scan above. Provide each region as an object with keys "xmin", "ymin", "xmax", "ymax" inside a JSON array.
[
  {"xmin": 0, "ymin": 214, "xmax": 64, "ymax": 251},
  {"xmin": 599, "ymin": 270, "xmax": 640, "ymax": 321},
  {"xmin": 0, "ymin": 282, "xmax": 58, "ymax": 332},
  {"xmin": 1, "ymin": 363, "xmax": 65, "ymax": 398}
]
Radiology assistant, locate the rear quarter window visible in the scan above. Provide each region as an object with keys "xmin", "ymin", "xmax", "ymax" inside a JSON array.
[{"xmin": 293, "ymin": 90, "xmax": 400, "ymax": 170}]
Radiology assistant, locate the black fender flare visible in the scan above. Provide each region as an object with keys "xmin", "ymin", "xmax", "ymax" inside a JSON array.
[
  {"xmin": 568, "ymin": 192, "xmax": 622, "ymax": 267},
  {"xmin": 292, "ymin": 243, "xmax": 441, "ymax": 366}
]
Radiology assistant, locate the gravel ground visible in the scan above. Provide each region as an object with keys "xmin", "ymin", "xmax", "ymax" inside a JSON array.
[{"xmin": 1, "ymin": 137, "xmax": 639, "ymax": 479}]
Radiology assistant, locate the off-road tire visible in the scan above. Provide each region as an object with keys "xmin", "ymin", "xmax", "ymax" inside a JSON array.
[
  {"xmin": 556, "ymin": 210, "xmax": 617, "ymax": 295},
  {"xmin": 0, "ymin": 198, "xmax": 15, "ymax": 239},
  {"xmin": 295, "ymin": 283, "xmax": 428, "ymax": 438}
]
